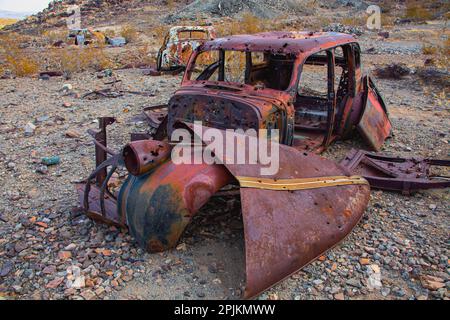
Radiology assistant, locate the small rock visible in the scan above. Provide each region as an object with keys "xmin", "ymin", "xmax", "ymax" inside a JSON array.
[
  {"xmin": 42, "ymin": 265, "xmax": 57, "ymax": 275},
  {"xmin": 58, "ymin": 251, "xmax": 72, "ymax": 260},
  {"xmin": 64, "ymin": 243, "xmax": 77, "ymax": 251},
  {"xmin": 62, "ymin": 84, "xmax": 73, "ymax": 92},
  {"xmin": 80, "ymin": 289, "xmax": 96, "ymax": 300},
  {"xmin": 65, "ymin": 129, "xmax": 81, "ymax": 139},
  {"xmin": 381, "ymin": 287, "xmax": 390, "ymax": 297},
  {"xmin": 36, "ymin": 165, "xmax": 49, "ymax": 174},
  {"xmin": 14, "ymin": 241, "xmax": 28, "ymax": 253},
  {"xmin": 359, "ymin": 258, "xmax": 370, "ymax": 265},
  {"xmin": 72, "ymin": 276, "xmax": 86, "ymax": 289},
  {"xmin": 95, "ymin": 287, "xmax": 105, "ymax": 296},
  {"xmin": 420, "ymin": 275, "xmax": 445, "ymax": 291},
  {"xmin": 24, "ymin": 122, "xmax": 36, "ymax": 137},
  {"xmin": 268, "ymin": 293, "xmax": 279, "ymax": 300},
  {"xmin": 346, "ymin": 278, "xmax": 361, "ymax": 288},
  {"xmin": 334, "ymin": 292, "xmax": 345, "ymax": 300},
  {"xmin": 46, "ymin": 277, "xmax": 64, "ymax": 289},
  {"xmin": 0, "ymin": 261, "xmax": 14, "ymax": 277}
]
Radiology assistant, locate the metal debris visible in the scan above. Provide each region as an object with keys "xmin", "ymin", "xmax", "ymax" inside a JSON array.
[{"xmin": 340, "ymin": 149, "xmax": 450, "ymax": 194}]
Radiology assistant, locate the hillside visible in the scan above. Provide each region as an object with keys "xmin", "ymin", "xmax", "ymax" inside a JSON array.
[
  {"xmin": 0, "ymin": 18, "xmax": 18, "ymax": 29},
  {"xmin": 1, "ymin": 0, "xmax": 373, "ymax": 34}
]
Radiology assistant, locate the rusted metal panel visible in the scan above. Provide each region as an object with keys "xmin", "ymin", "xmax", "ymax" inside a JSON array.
[
  {"xmin": 193, "ymin": 126, "xmax": 370, "ymax": 298},
  {"xmin": 357, "ymin": 77, "xmax": 391, "ymax": 151},
  {"xmin": 226, "ymin": 147, "xmax": 369, "ymax": 298},
  {"xmin": 119, "ymin": 158, "xmax": 233, "ymax": 252},
  {"xmin": 341, "ymin": 149, "xmax": 450, "ymax": 194}
]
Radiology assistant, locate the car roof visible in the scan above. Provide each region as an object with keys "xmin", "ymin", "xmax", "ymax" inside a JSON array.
[{"xmin": 201, "ymin": 31, "xmax": 357, "ymax": 55}]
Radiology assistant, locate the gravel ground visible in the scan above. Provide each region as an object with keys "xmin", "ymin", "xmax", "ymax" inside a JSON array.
[{"xmin": 0, "ymin": 27, "xmax": 448, "ymax": 301}]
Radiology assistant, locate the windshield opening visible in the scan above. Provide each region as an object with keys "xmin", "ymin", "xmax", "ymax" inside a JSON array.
[{"xmin": 187, "ymin": 49, "xmax": 296, "ymax": 91}]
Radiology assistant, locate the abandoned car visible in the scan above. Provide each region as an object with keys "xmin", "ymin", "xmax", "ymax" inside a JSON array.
[
  {"xmin": 78, "ymin": 31, "xmax": 417, "ymax": 298},
  {"xmin": 153, "ymin": 26, "xmax": 216, "ymax": 74}
]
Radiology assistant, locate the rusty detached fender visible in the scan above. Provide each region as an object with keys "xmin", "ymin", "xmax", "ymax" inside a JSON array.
[{"xmin": 78, "ymin": 124, "xmax": 371, "ymax": 299}]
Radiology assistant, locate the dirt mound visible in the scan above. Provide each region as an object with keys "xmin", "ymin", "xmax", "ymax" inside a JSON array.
[{"xmin": 165, "ymin": 0, "xmax": 312, "ymax": 22}]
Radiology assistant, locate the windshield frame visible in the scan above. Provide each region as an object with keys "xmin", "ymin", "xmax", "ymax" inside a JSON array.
[{"xmin": 182, "ymin": 48, "xmax": 301, "ymax": 94}]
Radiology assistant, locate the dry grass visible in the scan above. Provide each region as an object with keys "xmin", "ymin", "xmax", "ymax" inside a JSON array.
[
  {"xmin": 151, "ymin": 25, "xmax": 169, "ymax": 46},
  {"xmin": 421, "ymin": 27, "xmax": 449, "ymax": 69},
  {"xmin": 119, "ymin": 44, "xmax": 155, "ymax": 68},
  {"xmin": 405, "ymin": 1, "xmax": 433, "ymax": 21},
  {"xmin": 49, "ymin": 45, "xmax": 113, "ymax": 75},
  {"xmin": 0, "ymin": 33, "xmax": 39, "ymax": 77},
  {"xmin": 41, "ymin": 30, "xmax": 66, "ymax": 45},
  {"xmin": 103, "ymin": 29, "xmax": 117, "ymax": 38},
  {"xmin": 166, "ymin": 0, "xmax": 176, "ymax": 11},
  {"xmin": 341, "ymin": 16, "xmax": 366, "ymax": 27},
  {"xmin": 422, "ymin": 45, "xmax": 438, "ymax": 55},
  {"xmin": 0, "ymin": 18, "xmax": 17, "ymax": 29},
  {"xmin": 120, "ymin": 24, "xmax": 139, "ymax": 43}
]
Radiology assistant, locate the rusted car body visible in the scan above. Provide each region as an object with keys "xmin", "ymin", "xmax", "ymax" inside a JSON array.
[
  {"xmin": 156, "ymin": 26, "xmax": 216, "ymax": 72},
  {"xmin": 78, "ymin": 32, "xmax": 394, "ymax": 298}
]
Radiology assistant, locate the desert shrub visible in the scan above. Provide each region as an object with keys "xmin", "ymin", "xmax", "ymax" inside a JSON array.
[
  {"xmin": 421, "ymin": 30, "xmax": 449, "ymax": 69},
  {"xmin": 166, "ymin": 0, "xmax": 175, "ymax": 10},
  {"xmin": 120, "ymin": 24, "xmax": 139, "ymax": 43},
  {"xmin": 422, "ymin": 45, "xmax": 438, "ymax": 55},
  {"xmin": 103, "ymin": 29, "xmax": 117, "ymax": 38},
  {"xmin": 50, "ymin": 45, "xmax": 113, "ymax": 75},
  {"xmin": 341, "ymin": 16, "xmax": 366, "ymax": 27},
  {"xmin": 5, "ymin": 55, "xmax": 39, "ymax": 76},
  {"xmin": 405, "ymin": 1, "xmax": 433, "ymax": 21},
  {"xmin": 152, "ymin": 25, "xmax": 169, "ymax": 45},
  {"xmin": 119, "ymin": 43, "xmax": 154, "ymax": 68},
  {"xmin": 42, "ymin": 30, "xmax": 66, "ymax": 45},
  {"xmin": 0, "ymin": 34, "xmax": 39, "ymax": 77},
  {"xmin": 373, "ymin": 63, "xmax": 411, "ymax": 79},
  {"xmin": 416, "ymin": 66, "xmax": 450, "ymax": 89}
]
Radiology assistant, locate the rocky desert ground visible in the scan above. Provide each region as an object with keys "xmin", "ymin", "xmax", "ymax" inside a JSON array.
[{"xmin": 0, "ymin": 0, "xmax": 448, "ymax": 301}]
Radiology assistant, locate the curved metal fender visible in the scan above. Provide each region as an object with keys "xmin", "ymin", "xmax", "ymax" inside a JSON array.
[
  {"xmin": 221, "ymin": 144, "xmax": 371, "ymax": 299},
  {"xmin": 118, "ymin": 161, "xmax": 233, "ymax": 252}
]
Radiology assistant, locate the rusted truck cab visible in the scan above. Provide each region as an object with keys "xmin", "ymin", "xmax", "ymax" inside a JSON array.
[
  {"xmin": 156, "ymin": 26, "xmax": 217, "ymax": 71},
  {"xmin": 168, "ymin": 31, "xmax": 391, "ymax": 151}
]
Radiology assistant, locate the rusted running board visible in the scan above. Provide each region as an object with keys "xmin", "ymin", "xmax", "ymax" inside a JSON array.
[{"xmin": 340, "ymin": 149, "xmax": 450, "ymax": 194}]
